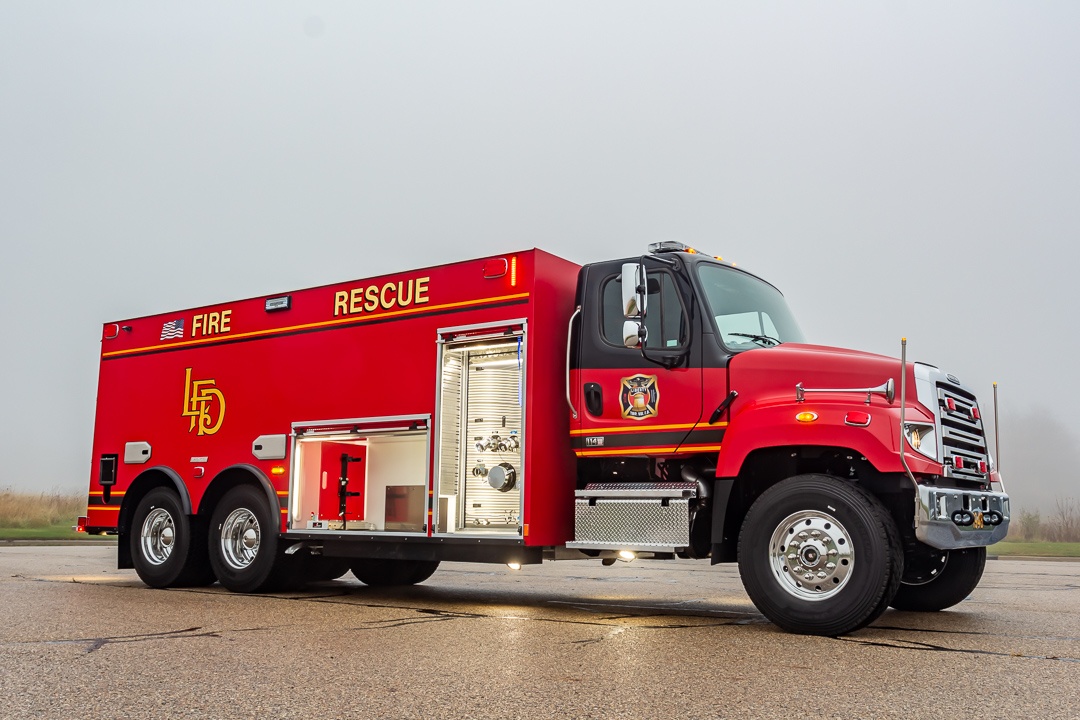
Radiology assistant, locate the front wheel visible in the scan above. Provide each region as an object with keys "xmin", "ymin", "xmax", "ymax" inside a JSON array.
[
  {"xmin": 890, "ymin": 547, "xmax": 986, "ymax": 612},
  {"xmin": 738, "ymin": 474, "xmax": 903, "ymax": 636}
]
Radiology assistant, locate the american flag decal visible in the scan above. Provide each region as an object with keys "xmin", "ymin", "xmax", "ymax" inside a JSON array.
[{"xmin": 160, "ymin": 318, "xmax": 185, "ymax": 340}]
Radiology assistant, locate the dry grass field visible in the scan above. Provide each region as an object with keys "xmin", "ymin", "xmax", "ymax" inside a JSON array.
[{"xmin": 0, "ymin": 489, "xmax": 84, "ymax": 529}]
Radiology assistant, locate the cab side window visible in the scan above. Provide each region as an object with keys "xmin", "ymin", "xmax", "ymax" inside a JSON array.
[{"xmin": 601, "ymin": 272, "xmax": 687, "ymax": 349}]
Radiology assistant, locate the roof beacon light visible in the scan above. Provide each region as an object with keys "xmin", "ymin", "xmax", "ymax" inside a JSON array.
[{"xmin": 648, "ymin": 241, "xmax": 698, "ymax": 254}]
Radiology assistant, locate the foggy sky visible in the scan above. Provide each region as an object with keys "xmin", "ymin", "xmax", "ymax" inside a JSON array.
[{"xmin": 2, "ymin": 3, "xmax": 1077, "ymax": 512}]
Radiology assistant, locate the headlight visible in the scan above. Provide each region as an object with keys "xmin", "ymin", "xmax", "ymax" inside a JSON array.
[{"xmin": 903, "ymin": 423, "xmax": 937, "ymax": 460}]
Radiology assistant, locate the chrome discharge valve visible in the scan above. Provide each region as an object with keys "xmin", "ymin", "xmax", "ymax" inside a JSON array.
[{"xmin": 487, "ymin": 462, "xmax": 517, "ymax": 492}]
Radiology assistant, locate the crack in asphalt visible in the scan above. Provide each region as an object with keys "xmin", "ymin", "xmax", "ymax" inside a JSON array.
[
  {"xmin": 7, "ymin": 626, "xmax": 231, "ymax": 654},
  {"xmin": 873, "ymin": 624, "xmax": 1080, "ymax": 643},
  {"xmin": 837, "ymin": 636, "xmax": 1080, "ymax": 663}
]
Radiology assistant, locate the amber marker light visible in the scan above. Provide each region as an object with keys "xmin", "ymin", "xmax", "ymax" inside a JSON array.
[
  {"xmin": 510, "ymin": 256, "xmax": 518, "ymax": 287},
  {"xmin": 795, "ymin": 411, "xmax": 818, "ymax": 423},
  {"xmin": 271, "ymin": 466, "xmax": 286, "ymax": 475}
]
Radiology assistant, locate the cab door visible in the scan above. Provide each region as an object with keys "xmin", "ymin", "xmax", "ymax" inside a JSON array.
[{"xmin": 571, "ymin": 260, "xmax": 706, "ymax": 458}]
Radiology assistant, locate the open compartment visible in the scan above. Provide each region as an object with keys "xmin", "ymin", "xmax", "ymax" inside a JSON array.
[
  {"xmin": 288, "ymin": 415, "xmax": 429, "ymax": 534},
  {"xmin": 435, "ymin": 321, "xmax": 526, "ymax": 537}
]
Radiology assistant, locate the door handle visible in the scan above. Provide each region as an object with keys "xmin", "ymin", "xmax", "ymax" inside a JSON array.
[{"xmin": 584, "ymin": 383, "xmax": 603, "ymax": 417}]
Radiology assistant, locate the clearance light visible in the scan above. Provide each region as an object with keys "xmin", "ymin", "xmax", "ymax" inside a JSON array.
[
  {"xmin": 510, "ymin": 256, "xmax": 518, "ymax": 287},
  {"xmin": 271, "ymin": 466, "xmax": 286, "ymax": 475},
  {"xmin": 795, "ymin": 411, "xmax": 818, "ymax": 423},
  {"xmin": 978, "ymin": 460, "xmax": 988, "ymax": 474},
  {"xmin": 506, "ymin": 562, "xmax": 522, "ymax": 571},
  {"xmin": 945, "ymin": 398, "xmax": 956, "ymax": 412},
  {"xmin": 952, "ymin": 456, "xmax": 965, "ymax": 469},
  {"xmin": 483, "ymin": 258, "xmax": 508, "ymax": 279},
  {"xmin": 971, "ymin": 407, "xmax": 981, "ymax": 420},
  {"xmin": 844, "ymin": 411, "xmax": 871, "ymax": 427}
]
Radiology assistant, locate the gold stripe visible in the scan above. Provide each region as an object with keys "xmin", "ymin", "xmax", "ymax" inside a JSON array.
[
  {"xmin": 103, "ymin": 292, "xmax": 531, "ymax": 358},
  {"xmin": 673, "ymin": 444, "xmax": 723, "ymax": 453},
  {"xmin": 88, "ymin": 491, "xmax": 126, "ymax": 496},
  {"xmin": 275, "ymin": 490, "xmax": 289, "ymax": 496},
  {"xmin": 569, "ymin": 421, "xmax": 725, "ymax": 435},
  {"xmin": 87, "ymin": 506, "xmax": 121, "ymax": 512}
]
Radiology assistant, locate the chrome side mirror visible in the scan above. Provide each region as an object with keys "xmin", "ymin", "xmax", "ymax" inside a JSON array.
[
  {"xmin": 621, "ymin": 263, "xmax": 647, "ymax": 318},
  {"xmin": 623, "ymin": 320, "xmax": 645, "ymax": 349}
]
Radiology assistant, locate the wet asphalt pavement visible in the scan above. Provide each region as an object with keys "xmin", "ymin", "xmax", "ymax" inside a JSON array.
[{"xmin": 1, "ymin": 545, "xmax": 1077, "ymax": 719}]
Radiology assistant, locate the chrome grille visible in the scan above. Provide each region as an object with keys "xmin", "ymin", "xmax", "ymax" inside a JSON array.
[{"xmin": 937, "ymin": 383, "xmax": 989, "ymax": 483}]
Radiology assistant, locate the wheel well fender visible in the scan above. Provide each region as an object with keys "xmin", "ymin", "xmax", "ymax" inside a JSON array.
[
  {"xmin": 715, "ymin": 403, "xmax": 935, "ymax": 478},
  {"xmin": 198, "ymin": 464, "xmax": 281, "ymax": 527}
]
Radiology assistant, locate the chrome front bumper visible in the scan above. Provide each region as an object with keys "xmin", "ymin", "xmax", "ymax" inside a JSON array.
[{"xmin": 915, "ymin": 485, "xmax": 1010, "ymax": 550}]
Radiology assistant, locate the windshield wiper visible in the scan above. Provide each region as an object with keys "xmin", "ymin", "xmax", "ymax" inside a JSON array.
[{"xmin": 728, "ymin": 332, "xmax": 781, "ymax": 347}]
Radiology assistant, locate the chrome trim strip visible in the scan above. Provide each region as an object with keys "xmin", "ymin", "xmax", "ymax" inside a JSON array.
[{"xmin": 566, "ymin": 306, "xmax": 581, "ymax": 420}]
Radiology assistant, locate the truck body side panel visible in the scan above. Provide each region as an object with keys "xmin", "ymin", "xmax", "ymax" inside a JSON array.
[{"xmin": 87, "ymin": 250, "xmax": 581, "ymax": 549}]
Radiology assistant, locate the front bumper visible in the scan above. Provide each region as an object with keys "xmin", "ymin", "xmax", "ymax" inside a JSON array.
[{"xmin": 915, "ymin": 485, "xmax": 1010, "ymax": 549}]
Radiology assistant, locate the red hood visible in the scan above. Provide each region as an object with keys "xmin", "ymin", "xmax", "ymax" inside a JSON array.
[{"xmin": 728, "ymin": 343, "xmax": 912, "ymax": 407}]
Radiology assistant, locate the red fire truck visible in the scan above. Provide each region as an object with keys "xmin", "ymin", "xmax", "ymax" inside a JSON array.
[{"xmin": 83, "ymin": 243, "xmax": 1009, "ymax": 635}]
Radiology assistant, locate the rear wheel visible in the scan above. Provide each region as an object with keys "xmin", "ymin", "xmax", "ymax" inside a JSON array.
[
  {"xmin": 890, "ymin": 546, "xmax": 986, "ymax": 612},
  {"xmin": 350, "ymin": 558, "xmax": 440, "ymax": 587},
  {"xmin": 209, "ymin": 485, "xmax": 289, "ymax": 593},
  {"xmin": 130, "ymin": 487, "xmax": 215, "ymax": 588},
  {"xmin": 738, "ymin": 474, "xmax": 903, "ymax": 636}
]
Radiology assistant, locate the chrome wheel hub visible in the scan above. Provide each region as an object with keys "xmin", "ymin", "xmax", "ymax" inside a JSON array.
[
  {"xmin": 140, "ymin": 508, "xmax": 176, "ymax": 566},
  {"xmin": 220, "ymin": 508, "xmax": 261, "ymax": 570},
  {"xmin": 769, "ymin": 510, "xmax": 854, "ymax": 600}
]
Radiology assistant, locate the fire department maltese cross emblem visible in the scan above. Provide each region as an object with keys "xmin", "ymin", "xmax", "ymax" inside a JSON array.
[{"xmin": 620, "ymin": 375, "xmax": 659, "ymax": 420}]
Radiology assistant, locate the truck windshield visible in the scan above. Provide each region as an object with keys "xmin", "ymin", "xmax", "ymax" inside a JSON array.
[{"xmin": 696, "ymin": 263, "xmax": 805, "ymax": 350}]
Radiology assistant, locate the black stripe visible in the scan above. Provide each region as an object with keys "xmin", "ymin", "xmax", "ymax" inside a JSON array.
[
  {"xmin": 572, "ymin": 429, "xmax": 690, "ymax": 450},
  {"xmin": 103, "ymin": 297, "xmax": 530, "ymax": 361},
  {"xmin": 571, "ymin": 426, "xmax": 725, "ymax": 450},
  {"xmin": 682, "ymin": 427, "xmax": 726, "ymax": 445}
]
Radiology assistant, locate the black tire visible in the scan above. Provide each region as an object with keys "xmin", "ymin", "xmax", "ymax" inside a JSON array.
[
  {"xmin": 305, "ymin": 556, "xmax": 352, "ymax": 582},
  {"xmin": 738, "ymin": 474, "xmax": 903, "ymax": 636},
  {"xmin": 130, "ymin": 487, "xmax": 215, "ymax": 588},
  {"xmin": 284, "ymin": 549, "xmax": 352, "ymax": 585},
  {"xmin": 890, "ymin": 546, "xmax": 986, "ymax": 612},
  {"xmin": 208, "ymin": 485, "xmax": 288, "ymax": 593},
  {"xmin": 350, "ymin": 559, "xmax": 440, "ymax": 587}
]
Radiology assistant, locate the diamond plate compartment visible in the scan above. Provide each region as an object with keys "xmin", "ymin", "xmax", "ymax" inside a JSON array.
[{"xmin": 567, "ymin": 498, "xmax": 691, "ymax": 551}]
